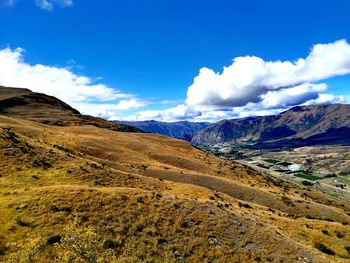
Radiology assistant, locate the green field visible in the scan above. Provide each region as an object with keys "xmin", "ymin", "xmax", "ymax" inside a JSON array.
[
  {"xmin": 339, "ymin": 176, "xmax": 350, "ymax": 185},
  {"xmin": 294, "ymin": 173, "xmax": 320, "ymax": 181},
  {"xmin": 264, "ymin": 159, "xmax": 280, "ymax": 164}
]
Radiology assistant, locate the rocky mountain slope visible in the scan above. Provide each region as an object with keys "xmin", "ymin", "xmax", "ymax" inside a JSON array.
[
  {"xmin": 191, "ymin": 104, "xmax": 350, "ymax": 148},
  {"xmin": 119, "ymin": 120, "xmax": 208, "ymax": 140},
  {"xmin": 0, "ymin": 86, "xmax": 350, "ymax": 262}
]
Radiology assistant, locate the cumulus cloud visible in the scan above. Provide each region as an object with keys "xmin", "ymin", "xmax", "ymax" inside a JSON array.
[
  {"xmin": 303, "ymin": 93, "xmax": 345, "ymax": 105},
  {"xmin": 1, "ymin": 40, "xmax": 348, "ymax": 123},
  {"xmin": 259, "ymin": 83, "xmax": 327, "ymax": 109},
  {"xmin": 124, "ymin": 40, "xmax": 349, "ymax": 122},
  {"xmin": 71, "ymin": 100, "xmax": 149, "ymax": 121},
  {"xmin": 186, "ymin": 40, "xmax": 350, "ymax": 109},
  {"xmin": 123, "ymin": 104, "xmax": 202, "ymax": 122},
  {"xmin": 0, "ymin": 47, "xmax": 148, "ymax": 120}
]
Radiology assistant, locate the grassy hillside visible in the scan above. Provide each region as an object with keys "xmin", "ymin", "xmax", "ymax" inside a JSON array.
[
  {"xmin": 0, "ymin": 115, "xmax": 350, "ymax": 262},
  {"xmin": 0, "ymin": 86, "xmax": 140, "ymax": 133}
]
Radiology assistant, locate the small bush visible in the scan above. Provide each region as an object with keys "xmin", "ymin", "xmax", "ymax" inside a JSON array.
[
  {"xmin": 180, "ymin": 220, "xmax": 189, "ymax": 228},
  {"xmin": 103, "ymin": 239, "xmax": 120, "ymax": 249},
  {"xmin": 53, "ymin": 144, "xmax": 73, "ymax": 153},
  {"xmin": 238, "ymin": 202, "xmax": 252, "ymax": 209},
  {"xmin": 1, "ymin": 129, "xmax": 19, "ymax": 144},
  {"xmin": 335, "ymin": 231, "xmax": 345, "ymax": 239},
  {"xmin": 314, "ymin": 243, "xmax": 335, "ymax": 255},
  {"xmin": 16, "ymin": 217, "xmax": 31, "ymax": 227},
  {"xmin": 47, "ymin": 234, "xmax": 62, "ymax": 245},
  {"xmin": 32, "ymin": 159, "xmax": 52, "ymax": 169},
  {"xmin": 321, "ymin": 230, "xmax": 329, "ymax": 235},
  {"xmin": 345, "ymin": 246, "xmax": 350, "ymax": 254}
]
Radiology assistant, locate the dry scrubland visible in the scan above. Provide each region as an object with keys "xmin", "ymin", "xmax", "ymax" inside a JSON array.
[{"xmin": 0, "ymin": 116, "xmax": 349, "ymax": 262}]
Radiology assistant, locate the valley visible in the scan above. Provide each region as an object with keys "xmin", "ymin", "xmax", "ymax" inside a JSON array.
[
  {"xmin": 197, "ymin": 143, "xmax": 350, "ymax": 201},
  {"xmin": 0, "ymin": 87, "xmax": 350, "ymax": 262},
  {"xmin": 3, "ymin": 2, "xmax": 350, "ymax": 262}
]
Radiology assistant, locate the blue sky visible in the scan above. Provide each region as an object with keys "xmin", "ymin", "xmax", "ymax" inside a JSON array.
[{"xmin": 1, "ymin": 0, "xmax": 350, "ymax": 121}]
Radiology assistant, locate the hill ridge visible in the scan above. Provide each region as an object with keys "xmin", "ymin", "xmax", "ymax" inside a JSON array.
[{"xmin": 191, "ymin": 103, "xmax": 350, "ymax": 148}]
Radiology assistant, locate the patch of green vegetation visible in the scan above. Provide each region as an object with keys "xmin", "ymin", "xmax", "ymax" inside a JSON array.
[
  {"xmin": 264, "ymin": 159, "xmax": 279, "ymax": 164},
  {"xmin": 245, "ymin": 158, "xmax": 254, "ymax": 162},
  {"xmin": 338, "ymin": 176, "xmax": 350, "ymax": 186},
  {"xmin": 294, "ymin": 173, "xmax": 320, "ymax": 181}
]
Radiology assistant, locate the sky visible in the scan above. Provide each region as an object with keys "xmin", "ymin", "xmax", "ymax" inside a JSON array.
[{"xmin": 1, "ymin": 0, "xmax": 350, "ymax": 122}]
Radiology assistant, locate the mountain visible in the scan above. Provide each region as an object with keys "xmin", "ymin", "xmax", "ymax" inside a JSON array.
[
  {"xmin": 119, "ymin": 120, "xmax": 209, "ymax": 140},
  {"xmin": 1, "ymin": 86, "xmax": 350, "ymax": 262},
  {"xmin": 0, "ymin": 85, "xmax": 140, "ymax": 132},
  {"xmin": 191, "ymin": 104, "xmax": 350, "ymax": 148}
]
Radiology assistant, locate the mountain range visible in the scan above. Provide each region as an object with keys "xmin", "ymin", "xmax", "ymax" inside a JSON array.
[
  {"xmin": 1, "ymin": 86, "xmax": 350, "ymax": 262},
  {"xmin": 119, "ymin": 120, "xmax": 209, "ymax": 140},
  {"xmin": 192, "ymin": 104, "xmax": 350, "ymax": 148},
  {"xmin": 123, "ymin": 104, "xmax": 350, "ymax": 149}
]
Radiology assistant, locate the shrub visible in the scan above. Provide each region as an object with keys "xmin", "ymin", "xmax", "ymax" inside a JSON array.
[
  {"xmin": 321, "ymin": 230, "xmax": 329, "ymax": 235},
  {"xmin": 47, "ymin": 234, "xmax": 62, "ymax": 245},
  {"xmin": 335, "ymin": 231, "xmax": 345, "ymax": 239},
  {"xmin": 16, "ymin": 217, "xmax": 31, "ymax": 227},
  {"xmin": 238, "ymin": 202, "xmax": 252, "ymax": 209},
  {"xmin": 314, "ymin": 243, "xmax": 335, "ymax": 255},
  {"xmin": 345, "ymin": 246, "xmax": 350, "ymax": 254}
]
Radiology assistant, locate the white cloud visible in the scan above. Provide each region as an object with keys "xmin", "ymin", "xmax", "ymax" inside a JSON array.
[
  {"xmin": 124, "ymin": 40, "xmax": 349, "ymax": 122},
  {"xmin": 123, "ymin": 104, "xmax": 202, "ymax": 122},
  {"xmin": 186, "ymin": 40, "xmax": 350, "ymax": 109},
  {"xmin": 260, "ymin": 83, "xmax": 327, "ymax": 109},
  {"xmin": 303, "ymin": 93, "xmax": 345, "ymax": 105},
  {"xmin": 6, "ymin": 0, "xmax": 73, "ymax": 11},
  {"xmin": 1, "ymin": 40, "xmax": 348, "ymax": 123},
  {"xmin": 35, "ymin": 0, "xmax": 53, "ymax": 11},
  {"xmin": 0, "ymin": 47, "xmax": 147, "ymax": 119},
  {"xmin": 55, "ymin": 0, "xmax": 73, "ymax": 7},
  {"xmin": 345, "ymin": 95, "xmax": 350, "ymax": 103}
]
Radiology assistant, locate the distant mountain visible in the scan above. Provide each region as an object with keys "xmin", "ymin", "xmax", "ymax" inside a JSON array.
[
  {"xmin": 191, "ymin": 104, "xmax": 350, "ymax": 148},
  {"xmin": 119, "ymin": 120, "xmax": 209, "ymax": 140}
]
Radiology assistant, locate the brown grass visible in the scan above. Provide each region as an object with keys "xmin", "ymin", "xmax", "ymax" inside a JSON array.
[{"xmin": 0, "ymin": 115, "xmax": 349, "ymax": 262}]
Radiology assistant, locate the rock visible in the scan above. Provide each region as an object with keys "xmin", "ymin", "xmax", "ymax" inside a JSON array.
[
  {"xmin": 297, "ymin": 256, "xmax": 311, "ymax": 263},
  {"xmin": 173, "ymin": 250, "xmax": 183, "ymax": 260},
  {"xmin": 208, "ymin": 237, "xmax": 220, "ymax": 246}
]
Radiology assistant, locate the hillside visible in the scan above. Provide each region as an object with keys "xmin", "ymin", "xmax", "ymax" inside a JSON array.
[
  {"xmin": 0, "ymin": 87, "xmax": 350, "ymax": 262},
  {"xmin": 0, "ymin": 86, "xmax": 140, "ymax": 133},
  {"xmin": 119, "ymin": 120, "xmax": 208, "ymax": 140},
  {"xmin": 191, "ymin": 104, "xmax": 350, "ymax": 148}
]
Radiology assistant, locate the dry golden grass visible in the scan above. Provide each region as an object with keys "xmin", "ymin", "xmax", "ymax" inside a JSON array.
[{"xmin": 0, "ymin": 115, "xmax": 349, "ymax": 262}]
